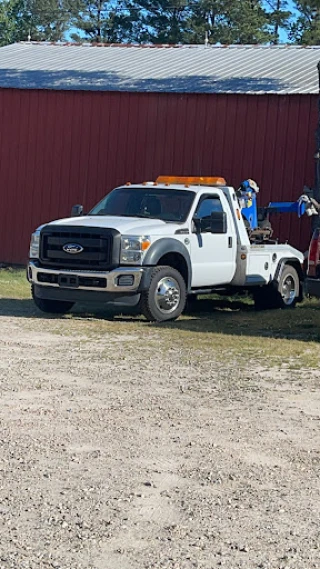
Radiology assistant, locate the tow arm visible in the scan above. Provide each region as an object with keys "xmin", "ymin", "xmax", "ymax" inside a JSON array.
[{"xmin": 236, "ymin": 179, "xmax": 319, "ymax": 243}]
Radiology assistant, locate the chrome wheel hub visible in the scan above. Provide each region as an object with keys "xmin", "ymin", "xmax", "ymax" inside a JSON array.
[
  {"xmin": 155, "ymin": 277, "xmax": 181, "ymax": 313},
  {"xmin": 281, "ymin": 275, "xmax": 296, "ymax": 305}
]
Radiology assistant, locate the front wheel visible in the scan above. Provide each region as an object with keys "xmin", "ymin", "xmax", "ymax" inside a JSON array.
[
  {"xmin": 139, "ymin": 266, "xmax": 187, "ymax": 322},
  {"xmin": 253, "ymin": 265, "xmax": 300, "ymax": 310},
  {"xmin": 32, "ymin": 286, "xmax": 74, "ymax": 314}
]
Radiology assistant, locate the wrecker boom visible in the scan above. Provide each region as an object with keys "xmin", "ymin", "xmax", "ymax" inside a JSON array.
[{"xmin": 237, "ymin": 179, "xmax": 319, "ymax": 242}]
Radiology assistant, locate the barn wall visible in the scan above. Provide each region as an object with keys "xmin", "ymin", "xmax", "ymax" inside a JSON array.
[{"xmin": 0, "ymin": 88, "xmax": 317, "ymax": 264}]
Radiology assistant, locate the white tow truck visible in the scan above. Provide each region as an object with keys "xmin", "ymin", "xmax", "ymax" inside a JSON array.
[{"xmin": 27, "ymin": 175, "xmax": 307, "ymax": 322}]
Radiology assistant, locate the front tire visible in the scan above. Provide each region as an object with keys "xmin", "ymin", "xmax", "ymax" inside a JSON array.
[
  {"xmin": 139, "ymin": 266, "xmax": 187, "ymax": 322},
  {"xmin": 32, "ymin": 285, "xmax": 74, "ymax": 314},
  {"xmin": 253, "ymin": 265, "xmax": 300, "ymax": 310}
]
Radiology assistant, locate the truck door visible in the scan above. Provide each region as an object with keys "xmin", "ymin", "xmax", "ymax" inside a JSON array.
[{"xmin": 190, "ymin": 194, "xmax": 237, "ymax": 287}]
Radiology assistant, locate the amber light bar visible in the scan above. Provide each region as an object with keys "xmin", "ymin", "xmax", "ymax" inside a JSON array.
[{"xmin": 156, "ymin": 175, "xmax": 227, "ymax": 186}]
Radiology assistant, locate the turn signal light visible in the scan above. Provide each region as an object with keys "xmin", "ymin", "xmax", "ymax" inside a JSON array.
[{"xmin": 156, "ymin": 176, "xmax": 226, "ymax": 186}]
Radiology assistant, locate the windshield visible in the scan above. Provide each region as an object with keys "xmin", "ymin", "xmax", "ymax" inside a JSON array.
[{"xmin": 89, "ymin": 187, "xmax": 195, "ymax": 222}]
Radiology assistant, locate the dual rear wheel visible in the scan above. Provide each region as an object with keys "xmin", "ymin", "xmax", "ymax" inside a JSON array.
[{"xmin": 253, "ymin": 265, "xmax": 300, "ymax": 310}]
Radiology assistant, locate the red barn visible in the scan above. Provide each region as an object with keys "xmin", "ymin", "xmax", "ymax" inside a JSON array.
[{"xmin": 0, "ymin": 42, "xmax": 319, "ymax": 264}]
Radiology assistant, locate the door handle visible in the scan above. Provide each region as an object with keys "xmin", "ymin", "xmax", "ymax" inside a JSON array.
[{"xmin": 228, "ymin": 236, "xmax": 232, "ymax": 248}]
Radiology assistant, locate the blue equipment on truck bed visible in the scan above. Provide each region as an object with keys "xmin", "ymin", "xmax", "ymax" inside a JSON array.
[{"xmin": 237, "ymin": 179, "xmax": 318, "ymax": 242}]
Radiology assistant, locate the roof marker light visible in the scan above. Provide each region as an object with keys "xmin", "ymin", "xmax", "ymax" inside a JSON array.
[{"xmin": 156, "ymin": 175, "xmax": 227, "ymax": 186}]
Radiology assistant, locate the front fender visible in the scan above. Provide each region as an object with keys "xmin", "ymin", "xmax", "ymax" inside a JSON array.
[{"xmin": 143, "ymin": 238, "xmax": 192, "ymax": 290}]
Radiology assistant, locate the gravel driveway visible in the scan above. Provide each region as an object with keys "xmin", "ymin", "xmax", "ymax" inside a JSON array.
[{"xmin": 0, "ymin": 312, "xmax": 320, "ymax": 569}]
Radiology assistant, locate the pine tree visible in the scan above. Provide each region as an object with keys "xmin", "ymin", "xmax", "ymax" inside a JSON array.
[
  {"xmin": 70, "ymin": 0, "xmax": 134, "ymax": 43},
  {"xmin": 0, "ymin": 0, "xmax": 17, "ymax": 45},
  {"xmin": 290, "ymin": 0, "xmax": 320, "ymax": 44},
  {"xmin": 0, "ymin": 0, "xmax": 76, "ymax": 43},
  {"xmin": 124, "ymin": 0, "xmax": 191, "ymax": 44},
  {"xmin": 186, "ymin": 0, "xmax": 272, "ymax": 45},
  {"xmin": 264, "ymin": 0, "xmax": 292, "ymax": 44}
]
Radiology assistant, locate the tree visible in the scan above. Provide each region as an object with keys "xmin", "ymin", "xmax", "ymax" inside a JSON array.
[
  {"xmin": 186, "ymin": 0, "xmax": 272, "ymax": 45},
  {"xmin": 71, "ymin": 0, "xmax": 191, "ymax": 45},
  {"xmin": 0, "ymin": 0, "xmax": 76, "ymax": 44},
  {"xmin": 264, "ymin": 0, "xmax": 292, "ymax": 44},
  {"xmin": 70, "ymin": 0, "xmax": 135, "ymax": 43},
  {"xmin": 22, "ymin": 0, "xmax": 76, "ymax": 41},
  {"xmin": 0, "ymin": 0, "xmax": 17, "ymax": 45},
  {"xmin": 290, "ymin": 0, "xmax": 320, "ymax": 44},
  {"xmin": 124, "ymin": 0, "xmax": 191, "ymax": 44}
]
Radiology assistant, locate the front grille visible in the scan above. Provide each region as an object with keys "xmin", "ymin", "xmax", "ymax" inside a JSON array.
[{"xmin": 40, "ymin": 225, "xmax": 120, "ymax": 271}]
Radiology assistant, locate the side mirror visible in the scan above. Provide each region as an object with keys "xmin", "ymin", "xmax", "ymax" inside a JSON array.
[
  {"xmin": 71, "ymin": 204, "xmax": 83, "ymax": 217},
  {"xmin": 193, "ymin": 211, "xmax": 227, "ymax": 233},
  {"xmin": 210, "ymin": 211, "xmax": 227, "ymax": 233}
]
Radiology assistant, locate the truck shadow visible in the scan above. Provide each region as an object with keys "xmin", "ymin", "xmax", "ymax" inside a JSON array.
[
  {"xmin": 0, "ymin": 297, "xmax": 141, "ymax": 321},
  {"xmin": 0, "ymin": 295, "xmax": 251, "ymax": 319},
  {"xmin": 0, "ymin": 298, "xmax": 40, "ymax": 318},
  {"xmin": 0, "ymin": 296, "xmax": 319, "ymax": 342},
  {"xmin": 159, "ymin": 298, "xmax": 320, "ymax": 343}
]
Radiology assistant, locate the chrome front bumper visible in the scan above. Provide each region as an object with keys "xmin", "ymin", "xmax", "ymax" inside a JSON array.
[{"xmin": 27, "ymin": 261, "xmax": 144, "ymax": 293}]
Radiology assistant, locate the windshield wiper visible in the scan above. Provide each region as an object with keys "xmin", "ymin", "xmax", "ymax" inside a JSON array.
[
  {"xmin": 110, "ymin": 213, "xmax": 157, "ymax": 219},
  {"xmin": 91, "ymin": 212, "xmax": 163, "ymax": 219},
  {"xmin": 92, "ymin": 212, "xmax": 140, "ymax": 217}
]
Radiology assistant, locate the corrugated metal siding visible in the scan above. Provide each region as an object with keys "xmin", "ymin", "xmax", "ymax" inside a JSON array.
[{"xmin": 0, "ymin": 88, "xmax": 317, "ymax": 264}]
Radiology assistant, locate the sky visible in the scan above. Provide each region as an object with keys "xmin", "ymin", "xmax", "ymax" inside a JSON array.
[{"xmin": 275, "ymin": 0, "xmax": 298, "ymax": 43}]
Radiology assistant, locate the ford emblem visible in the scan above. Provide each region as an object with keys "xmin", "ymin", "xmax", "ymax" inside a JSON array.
[{"xmin": 62, "ymin": 243, "xmax": 84, "ymax": 255}]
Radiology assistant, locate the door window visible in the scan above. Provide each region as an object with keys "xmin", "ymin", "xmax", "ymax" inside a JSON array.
[
  {"xmin": 195, "ymin": 196, "xmax": 225, "ymax": 233},
  {"xmin": 196, "ymin": 197, "xmax": 223, "ymax": 218}
]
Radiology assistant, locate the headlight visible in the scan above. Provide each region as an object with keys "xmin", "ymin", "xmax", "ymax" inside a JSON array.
[
  {"xmin": 29, "ymin": 230, "xmax": 41, "ymax": 259},
  {"xmin": 120, "ymin": 235, "xmax": 151, "ymax": 264}
]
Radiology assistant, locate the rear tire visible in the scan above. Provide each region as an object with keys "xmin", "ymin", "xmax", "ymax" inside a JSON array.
[
  {"xmin": 32, "ymin": 285, "xmax": 74, "ymax": 314},
  {"xmin": 139, "ymin": 266, "xmax": 187, "ymax": 322},
  {"xmin": 253, "ymin": 265, "xmax": 300, "ymax": 310}
]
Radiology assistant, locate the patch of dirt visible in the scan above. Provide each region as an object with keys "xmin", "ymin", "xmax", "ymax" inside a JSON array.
[{"xmin": 0, "ymin": 315, "xmax": 320, "ymax": 569}]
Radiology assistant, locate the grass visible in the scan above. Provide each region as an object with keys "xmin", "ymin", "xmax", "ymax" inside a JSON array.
[
  {"xmin": 0, "ymin": 267, "xmax": 30, "ymax": 299},
  {"xmin": 1, "ymin": 268, "xmax": 320, "ymax": 370}
]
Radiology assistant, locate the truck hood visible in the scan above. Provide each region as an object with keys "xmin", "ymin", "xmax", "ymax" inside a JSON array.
[{"xmin": 45, "ymin": 215, "xmax": 182, "ymax": 235}]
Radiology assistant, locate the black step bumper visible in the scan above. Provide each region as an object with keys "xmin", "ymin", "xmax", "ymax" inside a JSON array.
[
  {"xmin": 305, "ymin": 277, "xmax": 320, "ymax": 298},
  {"xmin": 33, "ymin": 284, "xmax": 141, "ymax": 306}
]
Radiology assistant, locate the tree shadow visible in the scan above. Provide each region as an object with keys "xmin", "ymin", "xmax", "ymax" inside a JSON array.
[{"xmin": 0, "ymin": 68, "xmax": 286, "ymax": 93}]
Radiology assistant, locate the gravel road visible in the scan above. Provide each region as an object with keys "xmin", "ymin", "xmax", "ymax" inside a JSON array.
[{"xmin": 0, "ymin": 313, "xmax": 320, "ymax": 569}]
